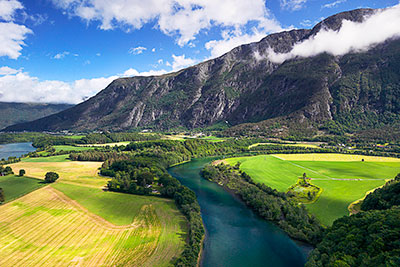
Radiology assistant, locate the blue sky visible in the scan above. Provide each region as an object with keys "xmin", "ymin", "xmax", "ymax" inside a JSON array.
[{"xmin": 0, "ymin": 0, "xmax": 398, "ymax": 103}]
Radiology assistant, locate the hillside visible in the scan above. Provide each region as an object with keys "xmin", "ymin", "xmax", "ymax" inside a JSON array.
[
  {"xmin": 4, "ymin": 8, "xmax": 399, "ymax": 135},
  {"xmin": 0, "ymin": 102, "xmax": 72, "ymax": 130}
]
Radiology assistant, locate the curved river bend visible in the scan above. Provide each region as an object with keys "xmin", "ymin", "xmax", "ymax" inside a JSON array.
[{"xmin": 169, "ymin": 158, "xmax": 308, "ymax": 267}]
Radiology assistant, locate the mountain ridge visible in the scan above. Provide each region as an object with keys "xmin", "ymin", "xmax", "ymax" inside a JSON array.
[{"xmin": 4, "ymin": 7, "xmax": 399, "ymax": 137}]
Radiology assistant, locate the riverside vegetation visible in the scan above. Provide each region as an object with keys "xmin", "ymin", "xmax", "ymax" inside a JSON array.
[{"xmin": 0, "ymin": 132, "xmax": 399, "ymax": 266}]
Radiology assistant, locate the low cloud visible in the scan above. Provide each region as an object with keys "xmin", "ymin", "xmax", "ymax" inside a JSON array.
[
  {"xmin": 166, "ymin": 54, "xmax": 196, "ymax": 71},
  {"xmin": 267, "ymin": 4, "xmax": 400, "ymax": 64},
  {"xmin": 0, "ymin": 67, "xmax": 167, "ymax": 104}
]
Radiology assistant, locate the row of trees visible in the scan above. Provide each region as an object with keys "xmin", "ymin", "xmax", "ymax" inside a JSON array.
[{"xmin": 201, "ymin": 164, "xmax": 324, "ymax": 245}]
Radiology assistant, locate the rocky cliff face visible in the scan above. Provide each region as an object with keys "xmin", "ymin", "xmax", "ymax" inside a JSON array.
[{"xmin": 5, "ymin": 8, "xmax": 399, "ymax": 133}]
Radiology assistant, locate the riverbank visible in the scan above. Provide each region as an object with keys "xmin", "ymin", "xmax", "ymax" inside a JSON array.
[
  {"xmin": 169, "ymin": 158, "xmax": 308, "ymax": 266},
  {"xmin": 201, "ymin": 163, "xmax": 324, "ymax": 246}
]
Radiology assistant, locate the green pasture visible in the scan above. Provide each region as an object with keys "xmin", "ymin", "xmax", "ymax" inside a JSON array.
[
  {"xmin": 21, "ymin": 154, "xmax": 70, "ymax": 162},
  {"xmin": 225, "ymin": 154, "xmax": 400, "ymax": 225},
  {"xmin": 52, "ymin": 182, "xmax": 183, "ymax": 226},
  {"xmin": 0, "ymin": 175, "xmax": 46, "ymax": 203},
  {"xmin": 53, "ymin": 145, "xmax": 97, "ymax": 152}
]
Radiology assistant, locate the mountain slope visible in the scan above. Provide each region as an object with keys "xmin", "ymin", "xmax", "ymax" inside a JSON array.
[
  {"xmin": 5, "ymin": 8, "xmax": 399, "ymax": 134},
  {"xmin": 0, "ymin": 102, "xmax": 73, "ymax": 130}
]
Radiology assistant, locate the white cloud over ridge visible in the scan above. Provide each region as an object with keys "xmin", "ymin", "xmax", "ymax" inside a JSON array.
[
  {"xmin": 51, "ymin": 0, "xmax": 281, "ymax": 46},
  {"xmin": 267, "ymin": 4, "xmax": 400, "ymax": 64},
  {"xmin": 0, "ymin": 0, "xmax": 32, "ymax": 59}
]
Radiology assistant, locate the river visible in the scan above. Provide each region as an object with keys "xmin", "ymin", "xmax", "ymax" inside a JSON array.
[
  {"xmin": 169, "ymin": 158, "xmax": 309, "ymax": 267},
  {"xmin": 0, "ymin": 142, "xmax": 35, "ymax": 160}
]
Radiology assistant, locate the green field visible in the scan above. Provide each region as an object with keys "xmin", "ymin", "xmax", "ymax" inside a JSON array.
[
  {"xmin": 0, "ymin": 175, "xmax": 46, "ymax": 203},
  {"xmin": 64, "ymin": 135, "xmax": 85, "ymax": 139},
  {"xmin": 22, "ymin": 154, "xmax": 70, "ymax": 162},
  {"xmin": 53, "ymin": 183, "xmax": 179, "ymax": 225},
  {"xmin": 53, "ymin": 145, "xmax": 97, "ymax": 152},
  {"xmin": 225, "ymin": 154, "xmax": 400, "ymax": 225},
  {"xmin": 0, "ymin": 181, "xmax": 187, "ymax": 266},
  {"xmin": 199, "ymin": 136, "xmax": 226, "ymax": 142}
]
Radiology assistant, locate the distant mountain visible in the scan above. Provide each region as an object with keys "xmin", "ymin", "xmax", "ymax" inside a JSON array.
[
  {"xmin": 4, "ymin": 8, "xmax": 399, "ymax": 137},
  {"xmin": 0, "ymin": 102, "xmax": 73, "ymax": 130}
]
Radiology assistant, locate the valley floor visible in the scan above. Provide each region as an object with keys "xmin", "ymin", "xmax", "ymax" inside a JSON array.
[
  {"xmin": 224, "ymin": 154, "xmax": 400, "ymax": 225},
  {"xmin": 0, "ymin": 156, "xmax": 187, "ymax": 266}
]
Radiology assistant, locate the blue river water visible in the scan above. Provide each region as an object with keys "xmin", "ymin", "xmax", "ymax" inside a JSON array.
[{"xmin": 169, "ymin": 158, "xmax": 309, "ymax": 267}]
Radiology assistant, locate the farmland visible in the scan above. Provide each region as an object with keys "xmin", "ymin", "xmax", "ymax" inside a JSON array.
[
  {"xmin": 0, "ymin": 184, "xmax": 186, "ymax": 266},
  {"xmin": 9, "ymin": 156, "xmax": 106, "ymax": 188},
  {"xmin": 0, "ymin": 175, "xmax": 45, "ymax": 203},
  {"xmin": 225, "ymin": 154, "xmax": 400, "ymax": 225},
  {"xmin": 53, "ymin": 145, "xmax": 98, "ymax": 152}
]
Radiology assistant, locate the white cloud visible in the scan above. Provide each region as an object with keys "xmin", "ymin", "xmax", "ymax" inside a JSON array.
[
  {"xmin": 96, "ymin": 53, "xmax": 101, "ymax": 56},
  {"xmin": 322, "ymin": 0, "xmax": 347, "ymax": 9},
  {"xmin": 152, "ymin": 48, "xmax": 156, "ymax": 52},
  {"xmin": 0, "ymin": 66, "xmax": 169, "ymax": 104},
  {"xmin": 0, "ymin": 0, "xmax": 32, "ymax": 59},
  {"xmin": 0, "ymin": 22, "xmax": 32, "ymax": 59},
  {"xmin": 53, "ymin": 51, "xmax": 70, "ymax": 59},
  {"xmin": 300, "ymin": 19, "xmax": 312, "ymax": 28},
  {"xmin": 0, "ymin": 66, "xmax": 19, "ymax": 75},
  {"xmin": 166, "ymin": 54, "xmax": 196, "ymax": 71},
  {"xmin": 128, "ymin": 46, "xmax": 147, "ymax": 55},
  {"xmin": 0, "ymin": 0, "xmax": 22, "ymax": 21},
  {"xmin": 267, "ymin": 4, "xmax": 400, "ymax": 63},
  {"xmin": 51, "ymin": 0, "xmax": 280, "ymax": 46},
  {"xmin": 205, "ymin": 26, "xmax": 280, "ymax": 58},
  {"xmin": 280, "ymin": 0, "xmax": 307, "ymax": 11}
]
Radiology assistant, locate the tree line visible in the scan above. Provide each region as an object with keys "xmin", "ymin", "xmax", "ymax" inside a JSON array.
[
  {"xmin": 201, "ymin": 163, "xmax": 324, "ymax": 245},
  {"xmin": 307, "ymin": 173, "xmax": 400, "ymax": 266}
]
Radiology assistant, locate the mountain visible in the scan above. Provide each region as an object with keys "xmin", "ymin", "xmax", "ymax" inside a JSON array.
[
  {"xmin": 0, "ymin": 102, "xmax": 73, "ymax": 130},
  {"xmin": 4, "ymin": 8, "xmax": 400, "ymax": 137}
]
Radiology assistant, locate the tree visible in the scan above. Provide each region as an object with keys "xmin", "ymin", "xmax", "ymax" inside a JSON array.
[
  {"xmin": 19, "ymin": 169, "xmax": 25, "ymax": 177},
  {"xmin": 45, "ymin": 172, "xmax": 59, "ymax": 183},
  {"xmin": 137, "ymin": 171, "xmax": 154, "ymax": 186},
  {"xmin": 0, "ymin": 188, "xmax": 4, "ymax": 203}
]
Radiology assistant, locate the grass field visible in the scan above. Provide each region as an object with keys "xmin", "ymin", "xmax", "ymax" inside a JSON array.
[
  {"xmin": 198, "ymin": 136, "xmax": 226, "ymax": 142},
  {"xmin": 225, "ymin": 154, "xmax": 400, "ymax": 225},
  {"xmin": 0, "ymin": 175, "xmax": 45, "ymax": 203},
  {"xmin": 0, "ymin": 184, "xmax": 187, "ymax": 266},
  {"xmin": 22, "ymin": 154, "xmax": 70, "ymax": 162},
  {"xmin": 9, "ymin": 156, "xmax": 106, "ymax": 188},
  {"xmin": 64, "ymin": 135, "xmax": 85, "ymax": 139},
  {"xmin": 53, "ymin": 145, "xmax": 98, "ymax": 152},
  {"xmin": 248, "ymin": 142, "xmax": 320, "ymax": 149}
]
